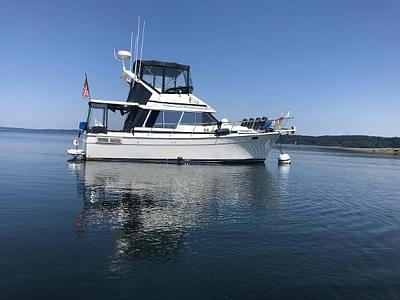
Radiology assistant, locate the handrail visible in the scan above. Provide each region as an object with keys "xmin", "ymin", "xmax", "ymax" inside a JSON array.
[
  {"xmin": 138, "ymin": 116, "xmax": 294, "ymax": 132},
  {"xmin": 218, "ymin": 116, "xmax": 294, "ymax": 131},
  {"xmin": 90, "ymin": 99, "xmax": 140, "ymax": 106}
]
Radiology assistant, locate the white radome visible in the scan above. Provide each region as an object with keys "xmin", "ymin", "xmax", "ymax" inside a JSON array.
[{"xmin": 117, "ymin": 50, "xmax": 131, "ymax": 60}]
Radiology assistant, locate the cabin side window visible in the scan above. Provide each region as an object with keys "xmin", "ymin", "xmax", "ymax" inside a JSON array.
[
  {"xmin": 145, "ymin": 110, "xmax": 182, "ymax": 129},
  {"xmin": 180, "ymin": 112, "xmax": 195, "ymax": 125},
  {"xmin": 200, "ymin": 112, "xmax": 219, "ymax": 125},
  {"xmin": 87, "ymin": 103, "xmax": 107, "ymax": 133},
  {"xmin": 145, "ymin": 110, "xmax": 160, "ymax": 127},
  {"xmin": 180, "ymin": 112, "xmax": 218, "ymax": 125},
  {"xmin": 163, "ymin": 111, "xmax": 182, "ymax": 128}
]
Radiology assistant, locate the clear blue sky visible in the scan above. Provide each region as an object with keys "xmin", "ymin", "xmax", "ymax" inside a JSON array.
[{"xmin": 1, "ymin": 0, "xmax": 399, "ymax": 136}]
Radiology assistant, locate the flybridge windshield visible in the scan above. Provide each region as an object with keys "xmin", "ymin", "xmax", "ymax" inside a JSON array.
[{"xmin": 134, "ymin": 60, "xmax": 193, "ymax": 94}]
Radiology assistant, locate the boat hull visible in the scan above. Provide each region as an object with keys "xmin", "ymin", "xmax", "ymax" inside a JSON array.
[{"xmin": 84, "ymin": 132, "xmax": 279, "ymax": 163}]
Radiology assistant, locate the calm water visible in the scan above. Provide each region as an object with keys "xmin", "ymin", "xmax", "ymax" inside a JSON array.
[{"xmin": 1, "ymin": 131, "xmax": 400, "ymax": 299}]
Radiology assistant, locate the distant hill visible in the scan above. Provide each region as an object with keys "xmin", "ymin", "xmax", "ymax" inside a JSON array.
[
  {"xmin": 280, "ymin": 135, "xmax": 400, "ymax": 148},
  {"xmin": 0, "ymin": 127, "xmax": 78, "ymax": 135}
]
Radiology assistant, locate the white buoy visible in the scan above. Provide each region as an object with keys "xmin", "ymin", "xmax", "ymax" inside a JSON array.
[{"xmin": 278, "ymin": 153, "xmax": 291, "ymax": 164}]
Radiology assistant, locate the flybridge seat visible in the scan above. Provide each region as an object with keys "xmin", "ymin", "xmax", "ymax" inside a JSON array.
[{"xmin": 241, "ymin": 117, "xmax": 272, "ymax": 131}]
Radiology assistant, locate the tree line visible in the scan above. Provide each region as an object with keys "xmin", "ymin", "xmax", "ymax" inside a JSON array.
[{"xmin": 280, "ymin": 135, "xmax": 400, "ymax": 148}]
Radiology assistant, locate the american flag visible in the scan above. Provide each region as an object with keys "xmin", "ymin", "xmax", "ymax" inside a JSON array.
[{"xmin": 82, "ymin": 74, "xmax": 90, "ymax": 99}]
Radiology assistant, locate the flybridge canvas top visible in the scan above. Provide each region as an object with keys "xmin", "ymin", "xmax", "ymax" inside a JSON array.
[
  {"xmin": 133, "ymin": 60, "xmax": 193, "ymax": 94},
  {"xmin": 133, "ymin": 60, "xmax": 190, "ymax": 71}
]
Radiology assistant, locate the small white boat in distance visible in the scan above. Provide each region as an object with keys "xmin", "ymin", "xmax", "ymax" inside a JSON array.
[{"xmin": 68, "ymin": 49, "xmax": 295, "ymax": 163}]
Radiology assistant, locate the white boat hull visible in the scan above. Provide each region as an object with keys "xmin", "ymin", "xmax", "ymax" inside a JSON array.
[{"xmin": 84, "ymin": 132, "xmax": 279, "ymax": 163}]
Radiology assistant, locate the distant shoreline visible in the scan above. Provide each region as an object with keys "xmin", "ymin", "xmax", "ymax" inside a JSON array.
[
  {"xmin": 336, "ymin": 147, "xmax": 400, "ymax": 155},
  {"xmin": 0, "ymin": 126, "xmax": 78, "ymax": 135},
  {"xmin": 281, "ymin": 134, "xmax": 400, "ymax": 154}
]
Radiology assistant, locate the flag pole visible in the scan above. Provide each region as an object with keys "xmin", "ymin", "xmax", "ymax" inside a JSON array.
[{"xmin": 85, "ymin": 73, "xmax": 91, "ymax": 101}]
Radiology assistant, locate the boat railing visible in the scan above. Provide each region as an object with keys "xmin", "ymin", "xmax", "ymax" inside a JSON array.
[
  {"xmin": 218, "ymin": 116, "xmax": 294, "ymax": 132},
  {"xmin": 186, "ymin": 117, "xmax": 294, "ymax": 134},
  {"xmin": 147, "ymin": 116, "xmax": 293, "ymax": 135}
]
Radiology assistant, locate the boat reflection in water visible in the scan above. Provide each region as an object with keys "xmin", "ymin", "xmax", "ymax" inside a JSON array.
[{"xmin": 69, "ymin": 161, "xmax": 278, "ymax": 264}]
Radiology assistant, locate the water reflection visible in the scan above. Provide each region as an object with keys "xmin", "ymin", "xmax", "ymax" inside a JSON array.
[
  {"xmin": 278, "ymin": 164, "xmax": 290, "ymax": 177},
  {"xmin": 69, "ymin": 161, "xmax": 278, "ymax": 263}
]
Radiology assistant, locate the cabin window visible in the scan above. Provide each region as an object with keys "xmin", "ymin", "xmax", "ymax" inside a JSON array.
[
  {"xmin": 88, "ymin": 103, "xmax": 107, "ymax": 133},
  {"xmin": 164, "ymin": 111, "xmax": 183, "ymax": 128},
  {"xmin": 180, "ymin": 112, "xmax": 218, "ymax": 125},
  {"xmin": 180, "ymin": 112, "xmax": 195, "ymax": 125},
  {"xmin": 200, "ymin": 112, "xmax": 219, "ymax": 125},
  {"xmin": 145, "ymin": 110, "xmax": 160, "ymax": 127},
  {"xmin": 150, "ymin": 110, "xmax": 182, "ymax": 128},
  {"xmin": 153, "ymin": 112, "xmax": 163, "ymax": 128}
]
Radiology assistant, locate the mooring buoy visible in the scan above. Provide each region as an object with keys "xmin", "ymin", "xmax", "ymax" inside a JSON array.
[{"xmin": 278, "ymin": 153, "xmax": 291, "ymax": 164}]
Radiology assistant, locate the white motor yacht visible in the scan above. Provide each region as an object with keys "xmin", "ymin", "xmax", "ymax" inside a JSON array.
[{"xmin": 67, "ymin": 50, "xmax": 295, "ymax": 163}]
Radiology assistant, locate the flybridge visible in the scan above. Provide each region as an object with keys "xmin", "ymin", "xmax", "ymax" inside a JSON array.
[
  {"xmin": 115, "ymin": 49, "xmax": 200, "ymax": 105},
  {"xmin": 133, "ymin": 60, "xmax": 193, "ymax": 94}
]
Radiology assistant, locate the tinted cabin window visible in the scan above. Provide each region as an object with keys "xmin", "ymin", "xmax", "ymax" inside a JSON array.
[
  {"xmin": 180, "ymin": 112, "xmax": 218, "ymax": 125},
  {"xmin": 193, "ymin": 112, "xmax": 218, "ymax": 125},
  {"xmin": 180, "ymin": 112, "xmax": 196, "ymax": 125},
  {"xmin": 152, "ymin": 111, "xmax": 182, "ymax": 128},
  {"xmin": 145, "ymin": 110, "xmax": 160, "ymax": 127},
  {"xmin": 201, "ymin": 112, "xmax": 219, "ymax": 125},
  {"xmin": 164, "ymin": 111, "xmax": 182, "ymax": 128},
  {"xmin": 153, "ymin": 112, "xmax": 164, "ymax": 128}
]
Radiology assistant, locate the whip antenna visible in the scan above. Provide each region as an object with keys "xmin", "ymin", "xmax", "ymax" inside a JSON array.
[
  {"xmin": 129, "ymin": 31, "xmax": 134, "ymax": 70},
  {"xmin": 138, "ymin": 20, "xmax": 146, "ymax": 77},
  {"xmin": 134, "ymin": 16, "xmax": 140, "ymax": 76}
]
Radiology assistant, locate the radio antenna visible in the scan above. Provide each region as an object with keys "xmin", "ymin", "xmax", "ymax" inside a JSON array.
[
  {"xmin": 129, "ymin": 31, "xmax": 134, "ymax": 70},
  {"xmin": 134, "ymin": 16, "xmax": 140, "ymax": 76},
  {"xmin": 138, "ymin": 20, "xmax": 146, "ymax": 77}
]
